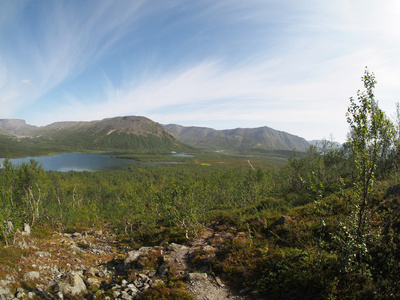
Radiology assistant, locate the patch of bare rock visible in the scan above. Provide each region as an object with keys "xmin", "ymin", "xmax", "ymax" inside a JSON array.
[{"xmin": 0, "ymin": 223, "xmax": 248, "ymax": 300}]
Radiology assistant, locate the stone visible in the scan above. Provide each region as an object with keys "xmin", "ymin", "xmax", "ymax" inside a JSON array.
[
  {"xmin": 215, "ymin": 276, "xmax": 225, "ymax": 287},
  {"xmin": 0, "ymin": 285, "xmax": 12, "ymax": 300},
  {"xmin": 71, "ymin": 232, "xmax": 82, "ymax": 238},
  {"xmin": 127, "ymin": 284, "xmax": 138, "ymax": 294},
  {"xmin": 147, "ymin": 270, "xmax": 157, "ymax": 278},
  {"xmin": 124, "ymin": 247, "xmax": 153, "ymax": 266},
  {"xmin": 121, "ymin": 291, "xmax": 133, "ymax": 299},
  {"xmin": 86, "ymin": 277, "xmax": 101, "ymax": 289},
  {"xmin": 35, "ymin": 251, "xmax": 50, "ymax": 257},
  {"xmin": 57, "ymin": 271, "xmax": 86, "ymax": 296},
  {"xmin": 112, "ymin": 291, "xmax": 121, "ymax": 298},
  {"xmin": 187, "ymin": 273, "xmax": 208, "ymax": 282},
  {"xmin": 22, "ymin": 223, "xmax": 31, "ymax": 235},
  {"xmin": 24, "ymin": 271, "xmax": 40, "ymax": 281},
  {"xmin": 167, "ymin": 243, "xmax": 187, "ymax": 252},
  {"xmin": 121, "ymin": 279, "xmax": 128, "ymax": 287},
  {"xmin": 202, "ymin": 245, "xmax": 216, "ymax": 252},
  {"xmin": 84, "ymin": 266, "xmax": 99, "ymax": 278}
]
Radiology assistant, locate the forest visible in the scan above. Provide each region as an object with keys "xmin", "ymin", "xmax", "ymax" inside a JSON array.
[{"xmin": 1, "ymin": 69, "xmax": 400, "ymax": 299}]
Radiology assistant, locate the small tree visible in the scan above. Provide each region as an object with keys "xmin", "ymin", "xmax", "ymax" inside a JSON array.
[{"xmin": 346, "ymin": 67, "xmax": 395, "ymax": 241}]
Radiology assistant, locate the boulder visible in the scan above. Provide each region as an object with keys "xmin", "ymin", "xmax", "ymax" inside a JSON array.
[
  {"xmin": 124, "ymin": 247, "xmax": 153, "ymax": 266},
  {"xmin": 57, "ymin": 271, "xmax": 86, "ymax": 296}
]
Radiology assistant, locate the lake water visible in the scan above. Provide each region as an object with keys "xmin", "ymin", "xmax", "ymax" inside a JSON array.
[{"xmin": 0, "ymin": 153, "xmax": 191, "ymax": 172}]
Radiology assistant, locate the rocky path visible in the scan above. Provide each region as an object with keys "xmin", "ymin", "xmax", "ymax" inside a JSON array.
[{"xmin": 0, "ymin": 224, "xmax": 247, "ymax": 300}]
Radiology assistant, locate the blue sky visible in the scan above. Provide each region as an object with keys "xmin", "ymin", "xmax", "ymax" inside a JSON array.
[{"xmin": 1, "ymin": 1, "xmax": 400, "ymax": 143}]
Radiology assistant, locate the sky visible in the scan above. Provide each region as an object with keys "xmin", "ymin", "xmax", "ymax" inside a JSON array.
[{"xmin": 1, "ymin": 1, "xmax": 400, "ymax": 143}]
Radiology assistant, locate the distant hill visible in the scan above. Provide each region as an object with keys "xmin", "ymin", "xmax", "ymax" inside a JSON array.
[
  {"xmin": 0, "ymin": 116, "xmax": 192, "ymax": 157},
  {"xmin": 163, "ymin": 124, "xmax": 310, "ymax": 152},
  {"xmin": 0, "ymin": 119, "xmax": 37, "ymax": 135},
  {"xmin": 308, "ymin": 140, "xmax": 342, "ymax": 148}
]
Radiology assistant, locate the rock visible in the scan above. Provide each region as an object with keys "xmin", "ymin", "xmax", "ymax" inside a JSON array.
[
  {"xmin": 86, "ymin": 277, "xmax": 101, "ymax": 289},
  {"xmin": 16, "ymin": 289, "xmax": 26, "ymax": 299},
  {"xmin": 57, "ymin": 271, "xmax": 86, "ymax": 296},
  {"xmin": 187, "ymin": 272, "xmax": 208, "ymax": 282},
  {"xmin": 71, "ymin": 232, "xmax": 82, "ymax": 238},
  {"xmin": 112, "ymin": 290, "xmax": 121, "ymax": 298},
  {"xmin": 202, "ymin": 245, "xmax": 216, "ymax": 252},
  {"xmin": 69, "ymin": 243, "xmax": 82, "ymax": 252},
  {"xmin": 35, "ymin": 251, "xmax": 50, "ymax": 257},
  {"xmin": 124, "ymin": 247, "xmax": 153, "ymax": 266},
  {"xmin": 138, "ymin": 273, "xmax": 150, "ymax": 282},
  {"xmin": 121, "ymin": 291, "xmax": 133, "ymax": 299},
  {"xmin": 0, "ymin": 285, "xmax": 12, "ymax": 300},
  {"xmin": 127, "ymin": 283, "xmax": 138, "ymax": 294},
  {"xmin": 121, "ymin": 279, "xmax": 128, "ymax": 287},
  {"xmin": 215, "ymin": 276, "xmax": 225, "ymax": 287},
  {"xmin": 84, "ymin": 266, "xmax": 99, "ymax": 278},
  {"xmin": 168, "ymin": 243, "xmax": 187, "ymax": 252},
  {"xmin": 22, "ymin": 223, "xmax": 31, "ymax": 235},
  {"xmin": 24, "ymin": 271, "xmax": 40, "ymax": 281}
]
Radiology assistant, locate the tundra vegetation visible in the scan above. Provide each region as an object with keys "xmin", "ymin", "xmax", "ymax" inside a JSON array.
[{"xmin": 1, "ymin": 69, "xmax": 400, "ymax": 299}]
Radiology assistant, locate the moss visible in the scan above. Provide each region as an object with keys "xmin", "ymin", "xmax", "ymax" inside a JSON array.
[{"xmin": 140, "ymin": 281, "xmax": 194, "ymax": 300}]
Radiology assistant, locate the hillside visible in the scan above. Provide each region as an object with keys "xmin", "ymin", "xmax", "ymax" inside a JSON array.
[
  {"xmin": 0, "ymin": 116, "xmax": 192, "ymax": 157},
  {"xmin": 164, "ymin": 124, "xmax": 310, "ymax": 152}
]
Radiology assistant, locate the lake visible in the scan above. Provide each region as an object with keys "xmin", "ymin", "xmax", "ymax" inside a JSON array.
[{"xmin": 0, "ymin": 153, "xmax": 192, "ymax": 172}]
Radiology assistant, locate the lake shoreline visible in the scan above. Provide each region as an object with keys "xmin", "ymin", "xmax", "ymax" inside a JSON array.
[{"xmin": 0, "ymin": 152, "xmax": 193, "ymax": 172}]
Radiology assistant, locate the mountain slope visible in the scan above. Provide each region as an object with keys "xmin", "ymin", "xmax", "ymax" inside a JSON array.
[
  {"xmin": 164, "ymin": 124, "xmax": 310, "ymax": 152},
  {"xmin": 0, "ymin": 116, "xmax": 192, "ymax": 156}
]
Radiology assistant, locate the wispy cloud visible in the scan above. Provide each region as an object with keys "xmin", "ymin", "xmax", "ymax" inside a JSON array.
[
  {"xmin": 1, "ymin": 0, "xmax": 400, "ymax": 143},
  {"xmin": 0, "ymin": 1, "xmax": 162, "ymax": 114}
]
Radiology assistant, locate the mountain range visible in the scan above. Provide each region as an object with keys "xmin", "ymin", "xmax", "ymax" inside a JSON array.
[
  {"xmin": 0, "ymin": 116, "xmax": 310, "ymax": 157},
  {"xmin": 163, "ymin": 124, "xmax": 310, "ymax": 152}
]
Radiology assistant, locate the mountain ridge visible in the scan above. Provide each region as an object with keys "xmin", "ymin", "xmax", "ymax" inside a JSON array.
[{"xmin": 163, "ymin": 124, "xmax": 310, "ymax": 152}]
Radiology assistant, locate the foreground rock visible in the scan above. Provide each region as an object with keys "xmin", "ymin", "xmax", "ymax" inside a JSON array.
[{"xmin": 0, "ymin": 225, "xmax": 247, "ymax": 299}]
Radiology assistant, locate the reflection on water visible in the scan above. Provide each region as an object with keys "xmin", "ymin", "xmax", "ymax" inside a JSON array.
[{"xmin": 0, "ymin": 153, "xmax": 189, "ymax": 172}]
